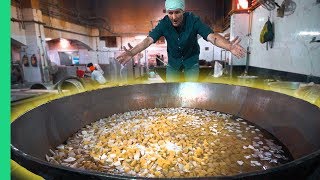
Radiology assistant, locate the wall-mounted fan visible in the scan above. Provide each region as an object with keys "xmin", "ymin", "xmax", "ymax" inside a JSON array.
[
  {"xmin": 281, "ymin": 0, "xmax": 296, "ymax": 16},
  {"xmin": 258, "ymin": 0, "xmax": 280, "ymax": 11},
  {"xmin": 257, "ymin": 0, "xmax": 296, "ymax": 17}
]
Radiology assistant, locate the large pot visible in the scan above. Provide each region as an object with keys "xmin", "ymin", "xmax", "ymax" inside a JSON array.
[
  {"xmin": 11, "ymin": 83, "xmax": 320, "ymax": 179},
  {"xmin": 154, "ymin": 66, "xmax": 212, "ymax": 81}
]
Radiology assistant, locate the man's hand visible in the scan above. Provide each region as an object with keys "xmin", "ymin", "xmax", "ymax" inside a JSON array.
[
  {"xmin": 207, "ymin": 33, "xmax": 246, "ymax": 59},
  {"xmin": 230, "ymin": 36, "xmax": 246, "ymax": 59},
  {"xmin": 116, "ymin": 43, "xmax": 134, "ymax": 65},
  {"xmin": 116, "ymin": 37, "xmax": 154, "ymax": 65}
]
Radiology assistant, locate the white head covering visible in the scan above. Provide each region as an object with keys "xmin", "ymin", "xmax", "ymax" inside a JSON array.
[{"xmin": 165, "ymin": 0, "xmax": 185, "ymax": 11}]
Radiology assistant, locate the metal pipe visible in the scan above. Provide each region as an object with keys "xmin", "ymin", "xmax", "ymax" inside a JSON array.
[
  {"xmin": 220, "ymin": 49, "xmax": 227, "ymax": 75},
  {"xmin": 244, "ymin": 12, "xmax": 253, "ymax": 75},
  {"xmin": 11, "ymin": 18, "xmax": 99, "ymax": 38},
  {"xmin": 39, "ymin": 1, "xmax": 113, "ymax": 34},
  {"xmin": 229, "ymin": 51, "xmax": 233, "ymax": 78},
  {"xmin": 244, "ymin": 46, "xmax": 250, "ymax": 75},
  {"xmin": 11, "ymin": 18, "xmax": 45, "ymax": 25},
  {"xmin": 43, "ymin": 25, "xmax": 99, "ymax": 37},
  {"xmin": 248, "ymin": 11, "xmax": 253, "ymax": 35},
  {"xmin": 37, "ymin": 23, "xmax": 46, "ymax": 83}
]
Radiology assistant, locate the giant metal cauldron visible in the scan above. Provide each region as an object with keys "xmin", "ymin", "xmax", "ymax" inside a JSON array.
[
  {"xmin": 11, "ymin": 83, "xmax": 320, "ymax": 179},
  {"xmin": 154, "ymin": 66, "xmax": 212, "ymax": 81}
]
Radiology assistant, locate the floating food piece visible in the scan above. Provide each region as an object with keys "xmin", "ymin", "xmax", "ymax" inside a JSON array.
[
  {"xmin": 64, "ymin": 157, "xmax": 76, "ymax": 162},
  {"xmin": 250, "ymin": 161, "xmax": 262, "ymax": 166},
  {"xmin": 237, "ymin": 161, "xmax": 244, "ymax": 165},
  {"xmin": 57, "ymin": 145, "xmax": 65, "ymax": 150}
]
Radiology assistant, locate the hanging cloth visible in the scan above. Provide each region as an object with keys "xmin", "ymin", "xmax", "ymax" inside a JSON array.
[{"xmin": 260, "ymin": 18, "xmax": 274, "ymax": 50}]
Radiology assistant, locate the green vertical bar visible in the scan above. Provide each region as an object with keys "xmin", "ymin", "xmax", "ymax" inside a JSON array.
[{"xmin": 1, "ymin": 0, "xmax": 10, "ymax": 179}]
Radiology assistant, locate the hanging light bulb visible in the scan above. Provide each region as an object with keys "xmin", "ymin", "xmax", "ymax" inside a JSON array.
[
  {"xmin": 60, "ymin": 38, "xmax": 70, "ymax": 49},
  {"xmin": 238, "ymin": 0, "xmax": 249, "ymax": 9}
]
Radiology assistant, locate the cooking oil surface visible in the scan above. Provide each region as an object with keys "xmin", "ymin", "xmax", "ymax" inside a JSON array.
[{"xmin": 46, "ymin": 108, "xmax": 292, "ymax": 178}]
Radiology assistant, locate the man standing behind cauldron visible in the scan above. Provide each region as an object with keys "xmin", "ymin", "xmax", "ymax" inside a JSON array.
[
  {"xmin": 117, "ymin": 0, "xmax": 246, "ymax": 82},
  {"xmin": 87, "ymin": 63, "xmax": 107, "ymax": 85}
]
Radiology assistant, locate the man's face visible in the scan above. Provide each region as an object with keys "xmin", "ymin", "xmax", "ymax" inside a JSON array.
[{"xmin": 167, "ymin": 9, "xmax": 184, "ymax": 27}]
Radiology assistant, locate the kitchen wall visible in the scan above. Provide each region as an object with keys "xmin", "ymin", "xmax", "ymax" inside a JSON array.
[
  {"xmin": 231, "ymin": 0, "xmax": 320, "ymax": 77},
  {"xmin": 11, "ymin": 4, "xmax": 108, "ymax": 70},
  {"xmin": 11, "ymin": 4, "xmax": 102, "ymax": 51},
  {"xmin": 198, "ymin": 37, "xmax": 214, "ymax": 62},
  {"xmin": 213, "ymin": 28, "xmax": 231, "ymax": 62},
  {"xmin": 230, "ymin": 13, "xmax": 250, "ymax": 66},
  {"xmin": 42, "ymin": 14, "xmax": 98, "ymax": 49},
  {"xmin": 87, "ymin": 0, "xmax": 219, "ymax": 35}
]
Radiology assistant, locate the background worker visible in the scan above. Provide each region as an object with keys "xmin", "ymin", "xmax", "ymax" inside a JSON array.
[{"xmin": 87, "ymin": 63, "xmax": 107, "ymax": 84}]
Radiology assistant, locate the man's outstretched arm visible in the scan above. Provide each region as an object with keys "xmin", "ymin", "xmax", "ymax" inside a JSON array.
[
  {"xmin": 116, "ymin": 37, "xmax": 154, "ymax": 64},
  {"xmin": 207, "ymin": 33, "xmax": 246, "ymax": 59}
]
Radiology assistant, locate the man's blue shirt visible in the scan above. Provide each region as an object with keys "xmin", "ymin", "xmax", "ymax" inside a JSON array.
[{"xmin": 149, "ymin": 12, "xmax": 213, "ymax": 70}]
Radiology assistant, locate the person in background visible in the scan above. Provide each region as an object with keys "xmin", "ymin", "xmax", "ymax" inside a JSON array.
[
  {"xmin": 116, "ymin": 0, "xmax": 245, "ymax": 82},
  {"xmin": 76, "ymin": 67, "xmax": 85, "ymax": 78},
  {"xmin": 160, "ymin": 54, "xmax": 165, "ymax": 66},
  {"xmin": 87, "ymin": 63, "xmax": 107, "ymax": 84},
  {"xmin": 156, "ymin": 54, "xmax": 161, "ymax": 66},
  {"xmin": 93, "ymin": 63, "xmax": 104, "ymax": 75}
]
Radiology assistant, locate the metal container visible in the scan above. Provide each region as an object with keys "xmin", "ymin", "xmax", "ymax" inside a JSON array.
[{"xmin": 11, "ymin": 83, "xmax": 320, "ymax": 179}]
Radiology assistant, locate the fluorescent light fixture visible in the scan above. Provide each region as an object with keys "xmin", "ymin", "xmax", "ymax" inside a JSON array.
[
  {"xmin": 298, "ymin": 31, "xmax": 320, "ymax": 36},
  {"xmin": 45, "ymin": 38, "xmax": 52, "ymax": 41}
]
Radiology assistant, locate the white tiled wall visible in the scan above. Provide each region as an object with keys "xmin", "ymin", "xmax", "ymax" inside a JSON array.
[
  {"xmin": 230, "ymin": 13, "xmax": 250, "ymax": 66},
  {"xmin": 213, "ymin": 29, "xmax": 231, "ymax": 62},
  {"xmin": 232, "ymin": 0, "xmax": 320, "ymax": 76},
  {"xmin": 198, "ymin": 37, "xmax": 214, "ymax": 61}
]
